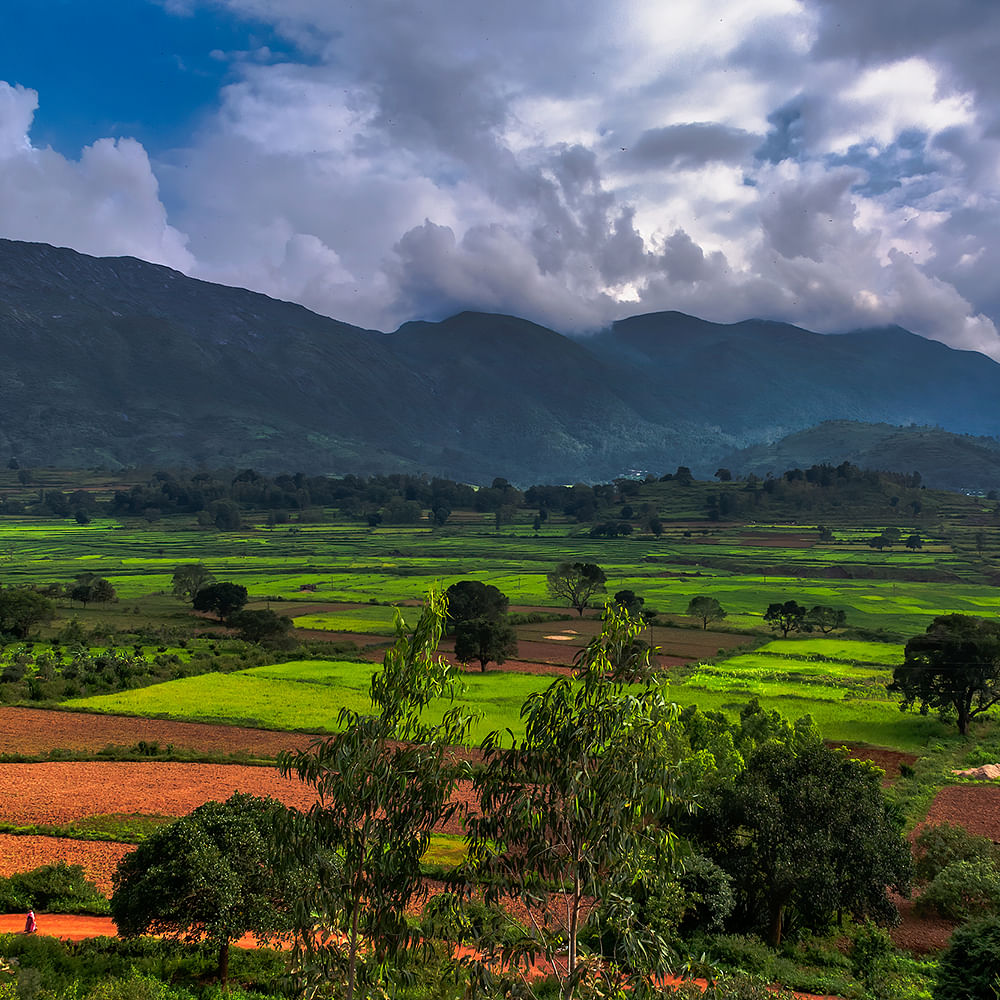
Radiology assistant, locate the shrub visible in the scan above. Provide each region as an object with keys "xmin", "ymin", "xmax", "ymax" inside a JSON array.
[
  {"xmin": 1, "ymin": 862, "xmax": 108, "ymax": 914},
  {"xmin": 849, "ymin": 919, "xmax": 897, "ymax": 993},
  {"xmin": 914, "ymin": 822, "xmax": 1000, "ymax": 883},
  {"xmin": 917, "ymin": 859, "xmax": 1000, "ymax": 921},
  {"xmin": 420, "ymin": 893, "xmax": 519, "ymax": 948},
  {"xmin": 678, "ymin": 854, "xmax": 736, "ymax": 934},
  {"xmin": 934, "ymin": 914, "xmax": 1000, "ymax": 1000}
]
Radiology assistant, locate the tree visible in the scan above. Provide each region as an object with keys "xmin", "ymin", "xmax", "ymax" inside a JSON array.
[
  {"xmin": 277, "ymin": 593, "xmax": 470, "ymax": 1000},
  {"xmin": 933, "ymin": 914, "xmax": 1000, "ymax": 1000},
  {"xmin": 804, "ymin": 605, "xmax": 846, "ymax": 634},
  {"xmin": 445, "ymin": 580, "xmax": 518, "ymax": 672},
  {"xmin": 686, "ymin": 595, "xmax": 726, "ymax": 630},
  {"xmin": 210, "ymin": 499, "xmax": 242, "ymax": 531},
  {"xmin": 466, "ymin": 604, "xmax": 696, "ymax": 1000},
  {"xmin": 229, "ymin": 608, "xmax": 293, "ymax": 644},
  {"xmin": 614, "ymin": 589, "xmax": 644, "ymax": 616},
  {"xmin": 0, "ymin": 588, "xmax": 55, "ymax": 639},
  {"xmin": 111, "ymin": 793, "xmax": 302, "ymax": 986},
  {"xmin": 763, "ymin": 600, "xmax": 807, "ymax": 636},
  {"xmin": 454, "ymin": 617, "xmax": 518, "ymax": 672},
  {"xmin": 172, "ymin": 563, "xmax": 215, "ymax": 603},
  {"xmin": 192, "ymin": 582, "xmax": 248, "ymax": 623},
  {"xmin": 905, "ymin": 533, "xmax": 923, "ymax": 550},
  {"xmin": 715, "ymin": 468, "xmax": 732, "ymax": 482},
  {"xmin": 547, "ymin": 561, "xmax": 606, "ymax": 617},
  {"xmin": 445, "ymin": 580, "xmax": 509, "ymax": 629},
  {"xmin": 890, "ymin": 614, "xmax": 1000, "ymax": 735},
  {"xmin": 702, "ymin": 726, "xmax": 911, "ymax": 947}
]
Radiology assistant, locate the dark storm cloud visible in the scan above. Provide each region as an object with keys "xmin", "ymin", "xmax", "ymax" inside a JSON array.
[{"xmin": 627, "ymin": 123, "xmax": 759, "ymax": 169}]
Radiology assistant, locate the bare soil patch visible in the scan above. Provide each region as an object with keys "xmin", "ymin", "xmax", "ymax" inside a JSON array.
[
  {"xmin": 0, "ymin": 836, "xmax": 131, "ymax": 893},
  {"xmin": 836, "ymin": 746, "xmax": 917, "ymax": 782},
  {"xmin": 0, "ymin": 707, "xmax": 316, "ymax": 758},
  {"xmin": 0, "ymin": 762, "xmax": 318, "ymax": 827},
  {"xmin": 890, "ymin": 893, "xmax": 955, "ymax": 954},
  {"xmin": 924, "ymin": 783, "xmax": 1000, "ymax": 840}
]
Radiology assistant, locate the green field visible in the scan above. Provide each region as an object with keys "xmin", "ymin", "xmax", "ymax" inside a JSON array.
[
  {"xmin": 3, "ymin": 515, "xmax": 997, "ymax": 635},
  {"xmin": 0, "ymin": 468, "xmax": 995, "ymax": 760},
  {"xmin": 65, "ymin": 660, "xmax": 556, "ymax": 744},
  {"xmin": 293, "ymin": 605, "xmax": 417, "ymax": 635},
  {"xmin": 62, "ymin": 636, "xmax": 946, "ymax": 751}
]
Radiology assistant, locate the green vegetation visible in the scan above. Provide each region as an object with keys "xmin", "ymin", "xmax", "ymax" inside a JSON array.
[
  {"xmin": 0, "ymin": 863, "xmax": 107, "ymax": 915},
  {"xmin": 0, "ymin": 464, "xmax": 999, "ymax": 999},
  {"xmin": 66, "ymin": 660, "xmax": 555, "ymax": 744}
]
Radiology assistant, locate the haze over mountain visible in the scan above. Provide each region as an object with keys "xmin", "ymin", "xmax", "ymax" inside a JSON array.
[{"xmin": 2, "ymin": 238, "xmax": 999, "ymax": 487}]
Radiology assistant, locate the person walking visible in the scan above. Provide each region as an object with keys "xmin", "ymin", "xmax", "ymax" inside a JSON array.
[{"xmin": 24, "ymin": 910, "xmax": 35, "ymax": 934}]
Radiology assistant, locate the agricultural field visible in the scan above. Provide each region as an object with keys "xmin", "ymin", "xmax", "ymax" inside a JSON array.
[{"xmin": 0, "ymin": 466, "xmax": 998, "ymax": 997}]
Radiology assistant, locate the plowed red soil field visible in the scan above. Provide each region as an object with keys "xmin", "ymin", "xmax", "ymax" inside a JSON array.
[
  {"xmin": 891, "ymin": 781, "xmax": 1000, "ymax": 953},
  {"xmin": 924, "ymin": 783, "xmax": 1000, "ymax": 839},
  {"xmin": 0, "ymin": 761, "xmax": 318, "ymax": 827},
  {"xmin": 0, "ymin": 836, "xmax": 131, "ymax": 893},
  {"xmin": 0, "ymin": 706, "xmax": 316, "ymax": 757}
]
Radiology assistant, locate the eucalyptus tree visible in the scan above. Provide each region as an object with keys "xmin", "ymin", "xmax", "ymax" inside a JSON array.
[
  {"xmin": 465, "ymin": 603, "xmax": 697, "ymax": 1000},
  {"xmin": 277, "ymin": 591, "xmax": 471, "ymax": 1000}
]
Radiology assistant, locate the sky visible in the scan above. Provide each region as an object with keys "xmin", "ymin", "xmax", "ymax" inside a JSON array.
[{"xmin": 2, "ymin": 0, "xmax": 1000, "ymax": 360}]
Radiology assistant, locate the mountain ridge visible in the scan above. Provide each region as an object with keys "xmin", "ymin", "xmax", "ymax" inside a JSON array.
[{"xmin": 1, "ymin": 238, "xmax": 999, "ymax": 485}]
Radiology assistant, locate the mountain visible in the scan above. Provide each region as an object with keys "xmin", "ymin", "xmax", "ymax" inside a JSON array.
[
  {"xmin": 2, "ymin": 238, "xmax": 1000, "ymax": 484},
  {"xmin": 717, "ymin": 422, "xmax": 1000, "ymax": 492}
]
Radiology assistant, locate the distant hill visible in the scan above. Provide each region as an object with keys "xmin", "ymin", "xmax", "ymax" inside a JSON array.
[
  {"xmin": 2, "ymin": 238, "xmax": 1000, "ymax": 485},
  {"xmin": 717, "ymin": 422, "xmax": 1000, "ymax": 492}
]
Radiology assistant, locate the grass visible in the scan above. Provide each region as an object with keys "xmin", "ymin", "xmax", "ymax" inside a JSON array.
[
  {"xmin": 663, "ymin": 637, "xmax": 948, "ymax": 752},
  {"xmin": 0, "ymin": 813, "xmax": 175, "ymax": 843},
  {"xmin": 293, "ymin": 605, "xmax": 417, "ymax": 635},
  {"xmin": 423, "ymin": 833, "xmax": 468, "ymax": 869},
  {"xmin": 755, "ymin": 638, "xmax": 905, "ymax": 665},
  {"xmin": 64, "ymin": 660, "xmax": 556, "ymax": 744},
  {"xmin": 62, "ymin": 642, "xmax": 949, "ymax": 752}
]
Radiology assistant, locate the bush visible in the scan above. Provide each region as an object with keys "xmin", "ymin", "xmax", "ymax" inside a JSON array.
[
  {"xmin": 917, "ymin": 859, "xmax": 1000, "ymax": 921},
  {"xmin": 692, "ymin": 934, "xmax": 775, "ymax": 976},
  {"xmin": 678, "ymin": 854, "xmax": 735, "ymax": 934},
  {"xmin": 420, "ymin": 893, "xmax": 519, "ymax": 948},
  {"xmin": 914, "ymin": 822, "xmax": 1000, "ymax": 883},
  {"xmin": 934, "ymin": 914, "xmax": 1000, "ymax": 1000},
  {"xmin": 0, "ymin": 862, "xmax": 108, "ymax": 914}
]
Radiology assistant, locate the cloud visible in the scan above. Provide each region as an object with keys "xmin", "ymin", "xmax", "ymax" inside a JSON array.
[
  {"xmin": 0, "ymin": 82, "xmax": 192, "ymax": 269},
  {"xmin": 626, "ymin": 123, "xmax": 758, "ymax": 170},
  {"xmin": 2, "ymin": 0, "xmax": 1000, "ymax": 364}
]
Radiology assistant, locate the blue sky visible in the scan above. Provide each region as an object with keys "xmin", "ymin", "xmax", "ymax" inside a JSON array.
[
  {"xmin": 0, "ymin": 0, "xmax": 294, "ymax": 154},
  {"xmin": 2, "ymin": 0, "xmax": 999, "ymax": 360}
]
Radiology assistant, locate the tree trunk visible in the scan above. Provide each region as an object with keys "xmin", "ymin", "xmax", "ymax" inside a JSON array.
[
  {"xmin": 767, "ymin": 900, "xmax": 784, "ymax": 948},
  {"xmin": 562, "ymin": 880, "xmax": 582, "ymax": 1000},
  {"xmin": 346, "ymin": 901, "xmax": 361, "ymax": 1000},
  {"xmin": 957, "ymin": 702, "xmax": 969, "ymax": 736},
  {"xmin": 217, "ymin": 940, "xmax": 229, "ymax": 987}
]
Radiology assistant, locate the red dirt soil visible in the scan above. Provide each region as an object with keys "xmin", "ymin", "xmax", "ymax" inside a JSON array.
[
  {"xmin": 889, "ymin": 781, "xmax": 1000, "ymax": 954},
  {"xmin": 0, "ymin": 762, "xmax": 319, "ymax": 827},
  {"xmin": 0, "ymin": 836, "xmax": 130, "ymax": 893},
  {"xmin": 835, "ymin": 746, "xmax": 917, "ymax": 783},
  {"xmin": 0, "ymin": 707, "xmax": 318, "ymax": 758},
  {"xmin": 924, "ymin": 783, "xmax": 1000, "ymax": 840}
]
